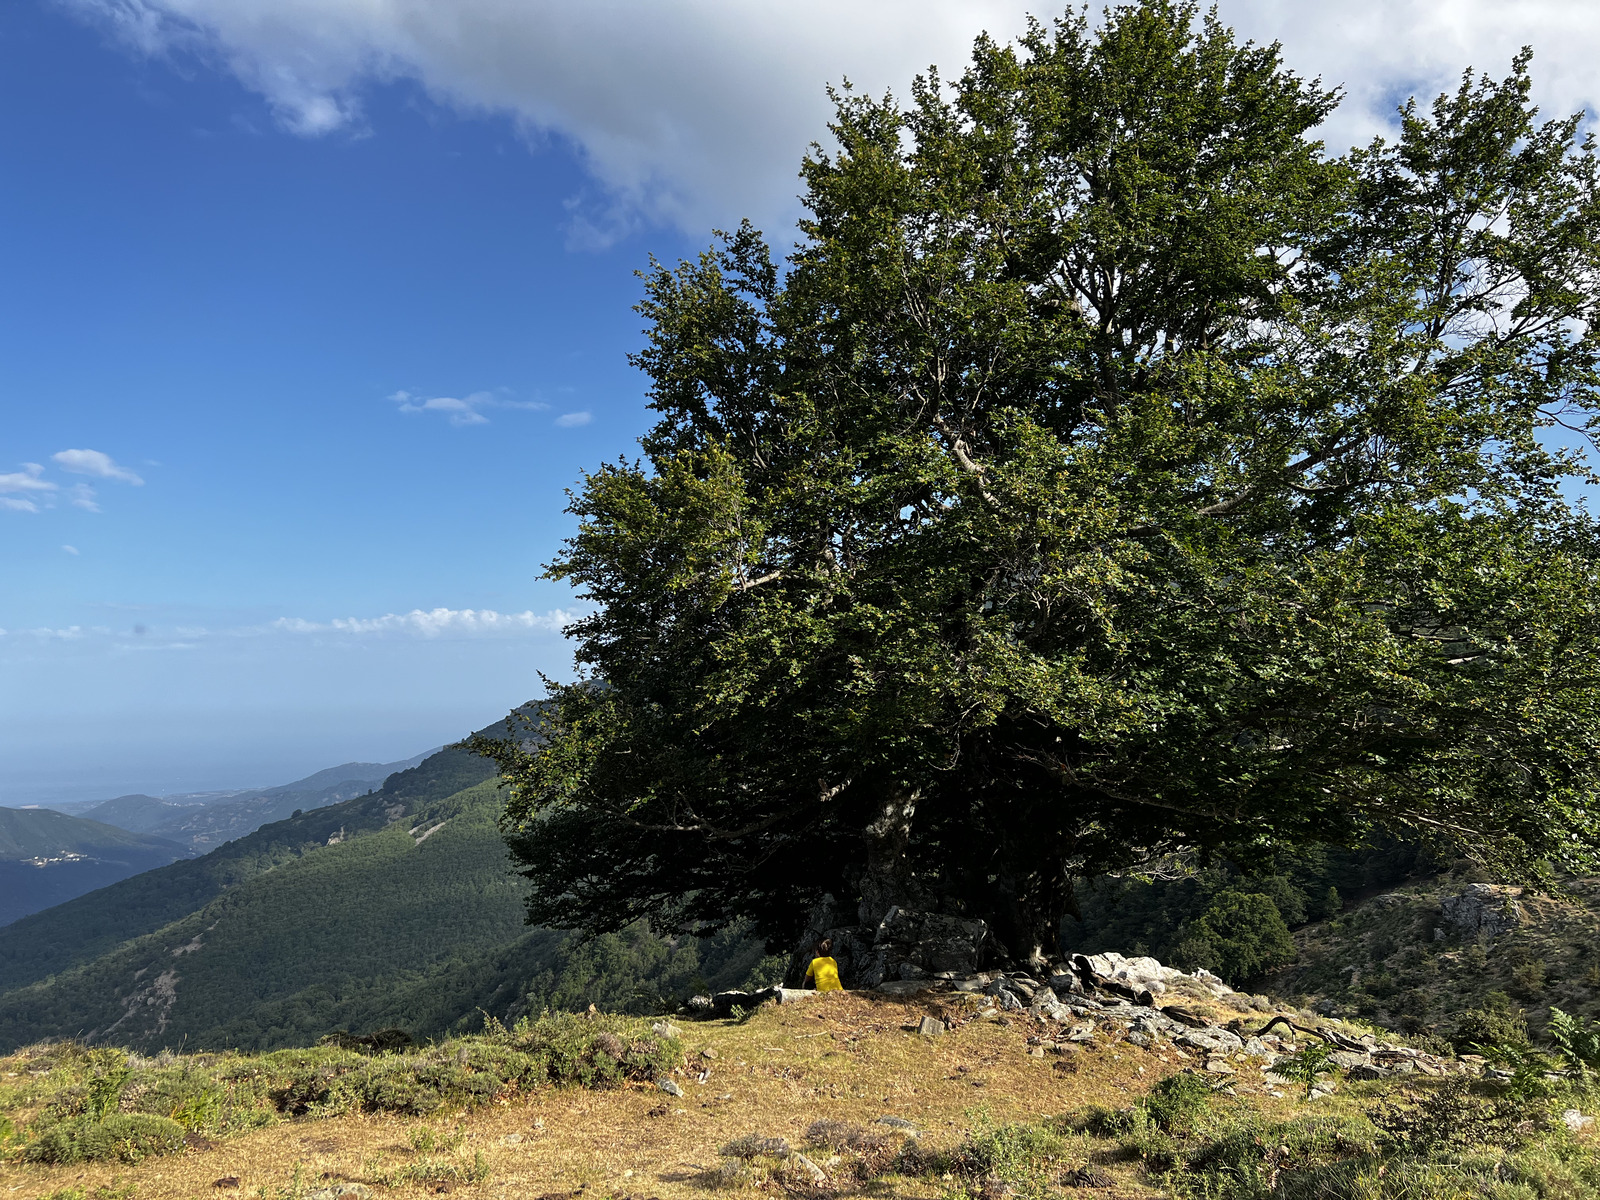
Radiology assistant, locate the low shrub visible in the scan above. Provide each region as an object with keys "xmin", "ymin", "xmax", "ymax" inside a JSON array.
[
  {"xmin": 1371, "ymin": 1077, "xmax": 1534, "ymax": 1154},
  {"xmin": 24, "ymin": 1113, "xmax": 186, "ymax": 1164},
  {"xmin": 944, "ymin": 1112, "xmax": 1070, "ymax": 1199},
  {"xmin": 1450, "ymin": 991, "xmax": 1529, "ymax": 1053},
  {"xmin": 1139, "ymin": 1071, "xmax": 1216, "ymax": 1134}
]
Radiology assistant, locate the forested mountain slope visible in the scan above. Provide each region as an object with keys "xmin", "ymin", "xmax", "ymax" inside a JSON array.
[
  {"xmin": 0, "ymin": 741, "xmax": 498, "ymax": 994},
  {"xmin": 0, "ymin": 809, "xmax": 190, "ymax": 927},
  {"xmin": 0, "ymin": 729, "xmax": 777, "ymax": 1052}
]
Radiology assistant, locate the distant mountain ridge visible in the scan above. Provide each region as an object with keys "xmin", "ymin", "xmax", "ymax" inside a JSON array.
[
  {"xmin": 58, "ymin": 750, "xmax": 438, "ymax": 851},
  {"xmin": 0, "ymin": 709, "xmax": 778, "ymax": 1052},
  {"xmin": 0, "ymin": 808, "xmax": 191, "ymax": 927}
]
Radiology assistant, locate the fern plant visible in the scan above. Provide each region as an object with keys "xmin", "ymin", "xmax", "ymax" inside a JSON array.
[
  {"xmin": 1547, "ymin": 1007, "xmax": 1600, "ymax": 1081},
  {"xmin": 1270, "ymin": 1043, "xmax": 1338, "ymax": 1098}
]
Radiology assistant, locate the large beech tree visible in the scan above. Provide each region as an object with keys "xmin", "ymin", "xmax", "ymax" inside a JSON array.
[{"xmin": 479, "ymin": 2, "xmax": 1600, "ymax": 962}]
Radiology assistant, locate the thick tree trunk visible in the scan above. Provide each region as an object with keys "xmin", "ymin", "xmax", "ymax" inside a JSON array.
[
  {"xmin": 995, "ymin": 864, "xmax": 1075, "ymax": 969},
  {"xmin": 856, "ymin": 789, "xmax": 920, "ymax": 926}
]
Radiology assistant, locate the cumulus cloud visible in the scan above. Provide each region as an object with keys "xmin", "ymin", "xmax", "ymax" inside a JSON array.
[
  {"xmin": 390, "ymin": 389, "xmax": 546, "ymax": 427},
  {"xmin": 59, "ymin": 0, "xmax": 1600, "ymax": 242},
  {"xmin": 272, "ymin": 606, "xmax": 579, "ymax": 637},
  {"xmin": 554, "ymin": 411, "xmax": 592, "ymax": 428},
  {"xmin": 52, "ymin": 449, "xmax": 144, "ymax": 485}
]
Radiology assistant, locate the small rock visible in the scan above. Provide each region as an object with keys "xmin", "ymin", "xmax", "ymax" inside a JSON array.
[
  {"xmin": 213, "ymin": 1180, "xmax": 241, "ymax": 1191},
  {"xmin": 790, "ymin": 1152, "xmax": 828, "ymax": 1184},
  {"xmin": 1564, "ymin": 1109, "xmax": 1595, "ymax": 1132},
  {"xmin": 1028, "ymin": 1046, "xmax": 1045, "ymax": 1058},
  {"xmin": 701, "ymin": 1047, "xmax": 718, "ymax": 1058},
  {"xmin": 1066, "ymin": 1020, "xmax": 1096, "ymax": 1042},
  {"xmin": 917, "ymin": 1015, "xmax": 946, "ymax": 1037},
  {"xmin": 652, "ymin": 1021, "xmax": 682, "ymax": 1039},
  {"xmin": 501, "ymin": 1133, "xmax": 524, "ymax": 1145},
  {"xmin": 656, "ymin": 1078, "xmax": 685, "ymax": 1097},
  {"xmin": 875, "ymin": 1115, "xmax": 919, "ymax": 1131}
]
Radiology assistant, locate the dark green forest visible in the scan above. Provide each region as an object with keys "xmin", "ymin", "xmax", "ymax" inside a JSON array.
[{"xmin": 0, "ymin": 742, "xmax": 781, "ymax": 1053}]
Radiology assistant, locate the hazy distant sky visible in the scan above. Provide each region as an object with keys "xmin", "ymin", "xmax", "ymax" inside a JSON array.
[{"xmin": 3, "ymin": 0, "xmax": 1596, "ymax": 802}]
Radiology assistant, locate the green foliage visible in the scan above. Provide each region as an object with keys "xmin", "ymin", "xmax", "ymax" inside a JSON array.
[
  {"xmin": 367, "ymin": 1125, "xmax": 490, "ymax": 1189},
  {"xmin": 1451, "ymin": 992, "xmax": 1531, "ymax": 1053},
  {"xmin": 1185, "ymin": 892, "xmax": 1298, "ymax": 984},
  {"xmin": 82, "ymin": 1049, "xmax": 129, "ymax": 1120},
  {"xmin": 1371, "ymin": 1078, "xmax": 1532, "ymax": 1155},
  {"xmin": 23, "ymin": 1114, "xmax": 186, "ymax": 1165},
  {"xmin": 487, "ymin": 0, "xmax": 1600, "ymax": 957},
  {"xmin": 1547, "ymin": 1007, "xmax": 1600, "ymax": 1079},
  {"xmin": 1139, "ymin": 1071, "xmax": 1216, "ymax": 1135},
  {"xmin": 1271, "ymin": 1043, "xmax": 1339, "ymax": 1098},
  {"xmin": 943, "ymin": 1110, "xmax": 1070, "ymax": 1199},
  {"xmin": 266, "ymin": 1013, "xmax": 678, "ymax": 1118},
  {"xmin": 1066, "ymin": 843, "xmax": 1426, "ymax": 965}
]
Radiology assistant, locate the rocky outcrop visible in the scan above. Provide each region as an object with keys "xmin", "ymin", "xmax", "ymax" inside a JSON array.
[
  {"xmin": 857, "ymin": 949, "xmax": 1475, "ymax": 1085},
  {"xmin": 1438, "ymin": 883, "xmax": 1525, "ymax": 939}
]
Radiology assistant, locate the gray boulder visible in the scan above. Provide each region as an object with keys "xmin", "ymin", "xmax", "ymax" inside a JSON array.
[{"xmin": 1439, "ymin": 884, "xmax": 1524, "ymax": 939}]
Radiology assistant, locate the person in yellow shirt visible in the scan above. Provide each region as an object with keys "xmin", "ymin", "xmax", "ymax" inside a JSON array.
[{"xmin": 804, "ymin": 938, "xmax": 843, "ymax": 991}]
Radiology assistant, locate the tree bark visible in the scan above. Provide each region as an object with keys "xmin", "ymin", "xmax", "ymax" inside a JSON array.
[{"xmin": 856, "ymin": 789, "xmax": 920, "ymax": 926}]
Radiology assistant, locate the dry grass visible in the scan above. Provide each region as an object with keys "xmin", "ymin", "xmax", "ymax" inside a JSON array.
[{"xmin": 0, "ymin": 992, "xmax": 1319, "ymax": 1200}]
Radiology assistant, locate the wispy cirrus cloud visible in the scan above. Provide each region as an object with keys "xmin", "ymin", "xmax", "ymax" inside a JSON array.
[
  {"xmin": 272, "ymin": 607, "xmax": 578, "ymax": 637},
  {"xmin": 0, "ymin": 606, "xmax": 578, "ymax": 647},
  {"xmin": 0, "ymin": 464, "xmax": 58, "ymax": 512},
  {"xmin": 52, "ymin": 449, "xmax": 144, "ymax": 485},
  {"xmin": 553, "ymin": 411, "xmax": 592, "ymax": 428},
  {"xmin": 390, "ymin": 390, "xmax": 547, "ymax": 427}
]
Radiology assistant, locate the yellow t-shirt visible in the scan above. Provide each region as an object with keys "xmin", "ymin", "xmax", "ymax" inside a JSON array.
[{"xmin": 805, "ymin": 955, "xmax": 843, "ymax": 991}]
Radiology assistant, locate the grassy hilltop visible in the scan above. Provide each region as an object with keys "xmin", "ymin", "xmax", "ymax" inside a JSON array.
[{"xmin": 0, "ymin": 990, "xmax": 1596, "ymax": 1200}]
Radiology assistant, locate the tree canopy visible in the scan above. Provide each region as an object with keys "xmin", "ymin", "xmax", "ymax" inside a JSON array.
[{"xmin": 480, "ymin": 1, "xmax": 1600, "ymax": 963}]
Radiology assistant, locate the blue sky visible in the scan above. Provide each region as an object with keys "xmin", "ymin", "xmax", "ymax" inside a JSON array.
[
  {"xmin": 2, "ymin": 0, "xmax": 1596, "ymax": 803},
  {"xmin": 0, "ymin": 3, "xmax": 681, "ymax": 800}
]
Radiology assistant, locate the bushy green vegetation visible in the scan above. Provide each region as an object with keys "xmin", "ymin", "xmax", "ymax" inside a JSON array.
[
  {"xmin": 1066, "ymin": 842, "xmax": 1431, "ymax": 984},
  {"xmin": 1047, "ymin": 1068, "xmax": 1600, "ymax": 1199},
  {"xmin": 1, "ymin": 1014, "xmax": 679, "ymax": 1166}
]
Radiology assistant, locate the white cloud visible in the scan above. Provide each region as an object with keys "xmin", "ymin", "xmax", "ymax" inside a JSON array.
[
  {"xmin": 68, "ymin": 485, "xmax": 101, "ymax": 513},
  {"xmin": 390, "ymin": 389, "xmax": 546, "ymax": 427},
  {"xmin": 273, "ymin": 606, "xmax": 579, "ymax": 637},
  {"xmin": 0, "ymin": 463, "xmax": 58, "ymax": 501},
  {"xmin": 59, "ymin": 1, "xmax": 1600, "ymax": 243},
  {"xmin": 62, "ymin": 545, "xmax": 80, "ymax": 556},
  {"xmin": 554, "ymin": 411, "xmax": 592, "ymax": 428},
  {"xmin": 52, "ymin": 449, "xmax": 144, "ymax": 485}
]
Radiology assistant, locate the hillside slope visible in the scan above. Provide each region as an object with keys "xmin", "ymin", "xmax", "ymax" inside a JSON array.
[
  {"xmin": 0, "ymin": 809, "xmax": 190, "ymax": 927},
  {"xmin": 0, "ymin": 736, "xmax": 777, "ymax": 1052},
  {"xmin": 63, "ymin": 794, "xmax": 201, "ymax": 834},
  {"xmin": 1266, "ymin": 868, "xmax": 1600, "ymax": 1042},
  {"xmin": 0, "ymin": 741, "xmax": 499, "ymax": 994}
]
